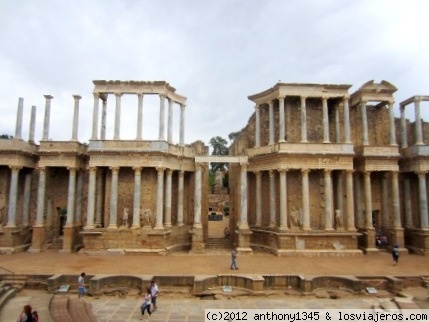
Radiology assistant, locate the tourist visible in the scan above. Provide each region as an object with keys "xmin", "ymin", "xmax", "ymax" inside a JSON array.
[
  {"xmin": 140, "ymin": 287, "xmax": 152, "ymax": 317},
  {"xmin": 78, "ymin": 272, "xmax": 86, "ymax": 300},
  {"xmin": 230, "ymin": 248, "xmax": 238, "ymax": 270},
  {"xmin": 150, "ymin": 279, "xmax": 159, "ymax": 311},
  {"xmin": 16, "ymin": 304, "xmax": 35, "ymax": 322},
  {"xmin": 392, "ymin": 245, "xmax": 400, "ymax": 266}
]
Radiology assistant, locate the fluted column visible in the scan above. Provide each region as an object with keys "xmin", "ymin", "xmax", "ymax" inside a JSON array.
[
  {"xmin": 301, "ymin": 96, "xmax": 308, "ymax": 142},
  {"xmin": 343, "ymin": 96, "xmax": 351, "ymax": 143},
  {"xmin": 278, "ymin": 96, "xmax": 286, "ymax": 142},
  {"xmin": 254, "ymin": 171, "xmax": 262, "ymax": 227},
  {"xmin": 108, "ymin": 167, "xmax": 119, "ymax": 229},
  {"xmin": 346, "ymin": 170, "xmax": 355, "ymax": 231},
  {"xmin": 71, "ymin": 95, "xmax": 81, "ymax": 141},
  {"xmin": 165, "ymin": 169, "xmax": 172, "ymax": 227},
  {"xmin": 158, "ymin": 95, "xmax": 166, "ymax": 141},
  {"xmin": 95, "ymin": 170, "xmax": 103, "ymax": 227},
  {"xmin": 269, "ymin": 170, "xmax": 276, "ymax": 227},
  {"xmin": 400, "ymin": 105, "xmax": 408, "ymax": 149},
  {"xmin": 35, "ymin": 167, "xmax": 46, "ymax": 226},
  {"xmin": 391, "ymin": 171, "xmax": 401, "ymax": 228},
  {"xmin": 91, "ymin": 93, "xmax": 100, "ymax": 140},
  {"xmin": 255, "ymin": 105, "xmax": 260, "ymax": 147},
  {"xmin": 361, "ymin": 101, "xmax": 369, "ymax": 145},
  {"xmin": 302, "ymin": 169, "xmax": 311, "ymax": 230},
  {"xmin": 29, "ymin": 105, "xmax": 36, "ymax": 143},
  {"xmin": 322, "ymin": 97, "xmax": 330, "ymax": 143},
  {"xmin": 388, "ymin": 101, "xmax": 397, "ymax": 145},
  {"xmin": 85, "ymin": 167, "xmax": 96, "ymax": 229},
  {"xmin": 42, "ymin": 95, "xmax": 53, "ymax": 140},
  {"xmin": 15, "ymin": 98, "xmax": 24, "ymax": 139},
  {"xmin": 75, "ymin": 170, "xmax": 83, "ymax": 225},
  {"xmin": 177, "ymin": 170, "xmax": 184, "ymax": 226},
  {"xmin": 268, "ymin": 101, "xmax": 274, "ymax": 145},
  {"xmin": 381, "ymin": 174, "xmax": 388, "ymax": 228},
  {"xmin": 113, "ymin": 93, "xmax": 122, "ymax": 140},
  {"xmin": 167, "ymin": 98, "xmax": 173, "ymax": 143},
  {"xmin": 155, "ymin": 167, "xmax": 165, "ymax": 229},
  {"xmin": 100, "ymin": 97, "xmax": 107, "ymax": 140},
  {"xmin": 354, "ymin": 173, "xmax": 363, "ymax": 228},
  {"xmin": 132, "ymin": 167, "xmax": 142, "ymax": 228},
  {"xmin": 5, "ymin": 166, "xmax": 21, "ymax": 228},
  {"xmin": 193, "ymin": 164, "xmax": 202, "ymax": 229},
  {"xmin": 415, "ymin": 98, "xmax": 424, "ymax": 145},
  {"xmin": 137, "ymin": 94, "xmax": 144, "ymax": 140},
  {"xmin": 22, "ymin": 173, "xmax": 32, "ymax": 226},
  {"xmin": 238, "ymin": 162, "xmax": 249, "ymax": 230},
  {"xmin": 417, "ymin": 171, "xmax": 429, "ymax": 229},
  {"xmin": 335, "ymin": 102, "xmax": 340, "ymax": 143},
  {"xmin": 336, "ymin": 171, "xmax": 343, "ymax": 218},
  {"xmin": 65, "ymin": 168, "xmax": 76, "ymax": 226},
  {"xmin": 403, "ymin": 177, "xmax": 413, "ymax": 228},
  {"xmin": 179, "ymin": 104, "xmax": 185, "ymax": 146},
  {"xmin": 279, "ymin": 169, "xmax": 288, "ymax": 230},
  {"xmin": 364, "ymin": 171, "xmax": 373, "ymax": 228},
  {"xmin": 324, "ymin": 169, "xmax": 334, "ymax": 230}
]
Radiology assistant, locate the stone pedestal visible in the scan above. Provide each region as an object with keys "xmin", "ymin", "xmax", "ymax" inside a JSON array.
[
  {"xmin": 29, "ymin": 226, "xmax": 45, "ymax": 253},
  {"xmin": 237, "ymin": 229, "xmax": 253, "ymax": 254},
  {"xmin": 359, "ymin": 228, "xmax": 378, "ymax": 254},
  {"xmin": 391, "ymin": 227, "xmax": 405, "ymax": 249},
  {"xmin": 189, "ymin": 228, "xmax": 204, "ymax": 253},
  {"xmin": 61, "ymin": 225, "xmax": 76, "ymax": 253}
]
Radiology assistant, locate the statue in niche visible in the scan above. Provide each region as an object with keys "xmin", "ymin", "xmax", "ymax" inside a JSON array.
[
  {"xmin": 335, "ymin": 209, "xmax": 343, "ymax": 229},
  {"xmin": 122, "ymin": 207, "xmax": 129, "ymax": 227},
  {"xmin": 141, "ymin": 208, "xmax": 153, "ymax": 227},
  {"xmin": 290, "ymin": 206, "xmax": 299, "ymax": 229}
]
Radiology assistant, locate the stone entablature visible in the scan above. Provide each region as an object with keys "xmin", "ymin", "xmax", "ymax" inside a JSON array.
[
  {"xmin": 247, "ymin": 143, "xmax": 354, "ymax": 157},
  {"xmin": 38, "ymin": 141, "xmax": 87, "ymax": 155},
  {"xmin": 350, "ymin": 80, "xmax": 397, "ymax": 106},
  {"xmin": 355, "ymin": 146, "xmax": 400, "ymax": 158},
  {"xmin": 0, "ymin": 139, "xmax": 38, "ymax": 157}
]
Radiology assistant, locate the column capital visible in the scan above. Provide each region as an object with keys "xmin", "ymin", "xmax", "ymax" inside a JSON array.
[
  {"xmin": 38, "ymin": 166, "xmax": 46, "ymax": 173},
  {"xmin": 322, "ymin": 96, "xmax": 329, "ymax": 101},
  {"xmin": 278, "ymin": 95, "xmax": 285, "ymax": 100},
  {"xmin": 278, "ymin": 168, "xmax": 289, "ymax": 173},
  {"xmin": 416, "ymin": 171, "xmax": 428, "ymax": 176},
  {"xmin": 180, "ymin": 103, "xmax": 186, "ymax": 109},
  {"xmin": 73, "ymin": 94, "xmax": 82, "ymax": 100},
  {"xmin": 388, "ymin": 100, "xmax": 395, "ymax": 106},
  {"xmin": 138, "ymin": 93, "xmax": 144, "ymax": 99},
  {"xmin": 324, "ymin": 169, "xmax": 332, "ymax": 175},
  {"xmin": 93, "ymin": 92, "xmax": 100, "ymax": 99},
  {"xmin": 361, "ymin": 100, "xmax": 367, "ymax": 106},
  {"xmin": 67, "ymin": 167, "xmax": 77, "ymax": 173},
  {"xmin": 253, "ymin": 170, "xmax": 261, "ymax": 176},
  {"xmin": 133, "ymin": 167, "xmax": 142, "ymax": 173},
  {"xmin": 301, "ymin": 168, "xmax": 310, "ymax": 174},
  {"xmin": 363, "ymin": 170, "xmax": 372, "ymax": 175},
  {"xmin": 159, "ymin": 94, "xmax": 166, "ymax": 100},
  {"xmin": 109, "ymin": 167, "xmax": 120, "ymax": 173},
  {"xmin": 301, "ymin": 95, "xmax": 307, "ymax": 102},
  {"xmin": 268, "ymin": 100, "xmax": 274, "ymax": 107},
  {"xmin": 343, "ymin": 95, "xmax": 350, "ymax": 100},
  {"xmin": 179, "ymin": 170, "xmax": 185, "ymax": 177},
  {"xmin": 254, "ymin": 104, "xmax": 259, "ymax": 110},
  {"xmin": 88, "ymin": 166, "xmax": 97, "ymax": 173},
  {"xmin": 9, "ymin": 165, "xmax": 22, "ymax": 171},
  {"xmin": 166, "ymin": 168, "xmax": 173, "ymax": 175},
  {"xmin": 114, "ymin": 92, "xmax": 122, "ymax": 98},
  {"xmin": 156, "ymin": 167, "xmax": 165, "ymax": 173},
  {"xmin": 44, "ymin": 95, "xmax": 53, "ymax": 101},
  {"xmin": 415, "ymin": 96, "xmax": 422, "ymax": 104},
  {"xmin": 194, "ymin": 163, "xmax": 204, "ymax": 171},
  {"xmin": 346, "ymin": 169, "xmax": 354, "ymax": 175},
  {"xmin": 269, "ymin": 169, "xmax": 276, "ymax": 177}
]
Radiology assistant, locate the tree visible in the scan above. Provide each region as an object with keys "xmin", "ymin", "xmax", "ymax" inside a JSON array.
[
  {"xmin": 209, "ymin": 136, "xmax": 229, "ymax": 172},
  {"xmin": 0, "ymin": 134, "xmax": 13, "ymax": 139}
]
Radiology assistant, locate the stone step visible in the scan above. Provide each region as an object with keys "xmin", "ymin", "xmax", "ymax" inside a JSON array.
[
  {"xmin": 0, "ymin": 285, "xmax": 17, "ymax": 313},
  {"xmin": 49, "ymin": 294, "xmax": 97, "ymax": 322}
]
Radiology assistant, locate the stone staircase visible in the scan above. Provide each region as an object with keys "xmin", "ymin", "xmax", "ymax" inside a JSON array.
[
  {"xmin": 205, "ymin": 237, "xmax": 231, "ymax": 250},
  {"xmin": 49, "ymin": 294, "xmax": 97, "ymax": 322},
  {"xmin": 0, "ymin": 282, "xmax": 17, "ymax": 313}
]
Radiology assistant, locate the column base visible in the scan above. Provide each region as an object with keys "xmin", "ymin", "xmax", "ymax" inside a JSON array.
[
  {"xmin": 29, "ymin": 225, "xmax": 46, "ymax": 252},
  {"xmin": 189, "ymin": 227, "xmax": 204, "ymax": 253}
]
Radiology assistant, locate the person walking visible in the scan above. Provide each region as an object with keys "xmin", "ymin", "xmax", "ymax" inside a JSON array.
[
  {"xmin": 78, "ymin": 272, "xmax": 86, "ymax": 300},
  {"xmin": 140, "ymin": 288, "xmax": 152, "ymax": 319},
  {"xmin": 150, "ymin": 280, "xmax": 159, "ymax": 311},
  {"xmin": 16, "ymin": 304, "xmax": 35, "ymax": 322},
  {"xmin": 392, "ymin": 245, "xmax": 400, "ymax": 266},
  {"xmin": 230, "ymin": 248, "xmax": 238, "ymax": 270}
]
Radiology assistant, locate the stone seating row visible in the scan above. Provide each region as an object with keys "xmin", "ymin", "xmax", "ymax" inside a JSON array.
[{"xmin": 49, "ymin": 294, "xmax": 97, "ymax": 322}]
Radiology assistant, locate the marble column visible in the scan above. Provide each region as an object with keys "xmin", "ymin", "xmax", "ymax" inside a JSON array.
[
  {"xmin": 417, "ymin": 171, "xmax": 429, "ymax": 229},
  {"xmin": 108, "ymin": 167, "xmax": 119, "ymax": 229},
  {"xmin": 42, "ymin": 95, "xmax": 53, "ymax": 141},
  {"xmin": 346, "ymin": 170, "xmax": 355, "ymax": 231},
  {"xmin": 29, "ymin": 105, "xmax": 36, "ymax": 144},
  {"xmin": 137, "ymin": 94, "xmax": 144, "ymax": 140},
  {"xmin": 15, "ymin": 97, "xmax": 24, "ymax": 139},
  {"xmin": 22, "ymin": 173, "xmax": 32, "ymax": 226},
  {"xmin": 301, "ymin": 169, "xmax": 311, "ymax": 230},
  {"xmin": 268, "ymin": 101, "xmax": 274, "ymax": 145},
  {"xmin": 179, "ymin": 104, "xmax": 185, "ymax": 146},
  {"xmin": 391, "ymin": 171, "xmax": 401, "ymax": 228},
  {"xmin": 239, "ymin": 162, "xmax": 249, "ymax": 230},
  {"xmin": 85, "ymin": 167, "xmax": 96, "ymax": 229},
  {"xmin": 361, "ymin": 101, "xmax": 369, "ymax": 145},
  {"xmin": 255, "ymin": 105, "xmax": 260, "ymax": 147},
  {"xmin": 354, "ymin": 173, "xmax": 363, "ymax": 228},
  {"xmin": 403, "ymin": 177, "xmax": 413, "ymax": 228},
  {"xmin": 100, "ymin": 98, "xmax": 107, "ymax": 140},
  {"xmin": 132, "ymin": 167, "xmax": 142, "ymax": 228},
  {"xmin": 165, "ymin": 169, "xmax": 172, "ymax": 227},
  {"xmin": 388, "ymin": 101, "xmax": 397, "ymax": 145},
  {"xmin": 364, "ymin": 171, "xmax": 373, "ymax": 228},
  {"xmin": 381, "ymin": 174, "xmax": 389, "ymax": 228},
  {"xmin": 5, "ymin": 166, "xmax": 21, "ymax": 228},
  {"xmin": 193, "ymin": 164, "xmax": 202, "ymax": 229},
  {"xmin": 71, "ymin": 95, "xmax": 81, "ymax": 141},
  {"xmin": 177, "ymin": 170, "xmax": 184, "ymax": 226},
  {"xmin": 158, "ymin": 95, "xmax": 166, "ymax": 141},
  {"xmin": 95, "ymin": 170, "xmax": 103, "ymax": 227},
  {"xmin": 335, "ymin": 102, "xmax": 340, "ymax": 143},
  {"xmin": 269, "ymin": 170, "xmax": 276, "ymax": 227},
  {"xmin": 336, "ymin": 171, "xmax": 344, "ymax": 218},
  {"xmin": 155, "ymin": 167, "xmax": 165, "ymax": 229},
  {"xmin": 400, "ymin": 105, "xmax": 408, "ymax": 149},
  {"xmin": 343, "ymin": 96, "xmax": 351, "ymax": 143},
  {"xmin": 75, "ymin": 170, "xmax": 83, "ymax": 225},
  {"xmin": 113, "ymin": 93, "xmax": 122, "ymax": 140},
  {"xmin": 167, "ymin": 98, "xmax": 173, "ymax": 143},
  {"xmin": 322, "ymin": 97, "xmax": 330, "ymax": 143},
  {"xmin": 279, "ymin": 169, "xmax": 288, "ymax": 230},
  {"xmin": 415, "ymin": 98, "xmax": 424, "ymax": 145},
  {"xmin": 35, "ymin": 167, "xmax": 46, "ymax": 226},
  {"xmin": 65, "ymin": 167, "xmax": 76, "ymax": 226},
  {"xmin": 324, "ymin": 169, "xmax": 334, "ymax": 230},
  {"xmin": 91, "ymin": 93, "xmax": 100, "ymax": 140},
  {"xmin": 301, "ymin": 96, "xmax": 308, "ymax": 142},
  {"xmin": 278, "ymin": 96, "xmax": 286, "ymax": 142},
  {"xmin": 254, "ymin": 171, "xmax": 262, "ymax": 227}
]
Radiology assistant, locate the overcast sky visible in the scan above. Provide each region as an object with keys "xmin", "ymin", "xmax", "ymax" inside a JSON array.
[{"xmin": 0, "ymin": 0, "xmax": 428, "ymax": 147}]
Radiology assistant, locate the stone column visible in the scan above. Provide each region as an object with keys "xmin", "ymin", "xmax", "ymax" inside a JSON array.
[
  {"xmin": 75, "ymin": 170, "xmax": 83, "ymax": 225},
  {"xmin": 279, "ymin": 169, "xmax": 288, "ymax": 231},
  {"xmin": 346, "ymin": 170, "xmax": 355, "ymax": 231},
  {"xmin": 42, "ymin": 95, "xmax": 53, "ymax": 141},
  {"xmin": 302, "ymin": 169, "xmax": 311, "ymax": 230},
  {"xmin": 108, "ymin": 167, "xmax": 119, "ymax": 229},
  {"xmin": 137, "ymin": 94, "xmax": 144, "ymax": 140},
  {"xmin": 91, "ymin": 93, "xmax": 100, "ymax": 140},
  {"xmin": 177, "ymin": 170, "xmax": 184, "ymax": 226},
  {"xmin": 301, "ymin": 96, "xmax": 308, "ymax": 143},
  {"xmin": 255, "ymin": 105, "xmax": 260, "ymax": 147},
  {"xmin": 343, "ymin": 96, "xmax": 351, "ymax": 143},
  {"xmin": 361, "ymin": 101, "xmax": 369, "ymax": 145},
  {"xmin": 354, "ymin": 173, "xmax": 363, "ymax": 228},
  {"xmin": 65, "ymin": 167, "xmax": 76, "ymax": 226},
  {"xmin": 268, "ymin": 101, "xmax": 274, "ymax": 145},
  {"xmin": 100, "ymin": 97, "xmax": 107, "ymax": 140},
  {"xmin": 29, "ymin": 105, "xmax": 36, "ymax": 144},
  {"xmin": 324, "ymin": 169, "xmax": 334, "ymax": 230},
  {"xmin": 278, "ymin": 96, "xmax": 286, "ymax": 142},
  {"xmin": 400, "ymin": 105, "xmax": 408, "ymax": 149},
  {"xmin": 132, "ymin": 167, "xmax": 142, "ymax": 228},
  {"xmin": 22, "ymin": 173, "xmax": 32, "ymax": 226},
  {"xmin": 269, "ymin": 170, "xmax": 276, "ymax": 227},
  {"xmin": 417, "ymin": 171, "xmax": 429, "ymax": 229},
  {"xmin": 391, "ymin": 171, "xmax": 401, "ymax": 228},
  {"xmin": 179, "ymin": 104, "xmax": 185, "ymax": 146},
  {"xmin": 71, "ymin": 95, "xmax": 81, "ymax": 141},
  {"xmin": 336, "ymin": 171, "xmax": 343, "ymax": 218},
  {"xmin": 95, "ymin": 170, "xmax": 103, "ymax": 227},
  {"xmin": 15, "ymin": 97, "xmax": 24, "ymax": 139},
  {"xmin": 381, "ymin": 174, "xmax": 389, "ymax": 228},
  {"xmin": 322, "ymin": 97, "xmax": 330, "ymax": 143},
  {"xmin": 254, "ymin": 171, "xmax": 262, "ymax": 227},
  {"xmin": 388, "ymin": 101, "xmax": 397, "ymax": 146},
  {"xmin": 167, "ymin": 98, "xmax": 173, "ymax": 143},
  {"xmin": 113, "ymin": 93, "xmax": 122, "ymax": 140},
  {"xmin": 193, "ymin": 164, "xmax": 202, "ymax": 229},
  {"xmin": 335, "ymin": 102, "xmax": 340, "ymax": 143},
  {"xmin": 158, "ymin": 95, "xmax": 166, "ymax": 141},
  {"xmin": 239, "ymin": 162, "xmax": 249, "ymax": 230},
  {"xmin": 155, "ymin": 167, "xmax": 165, "ymax": 229},
  {"xmin": 415, "ymin": 98, "xmax": 424, "ymax": 145},
  {"xmin": 364, "ymin": 171, "xmax": 373, "ymax": 228},
  {"xmin": 5, "ymin": 166, "xmax": 21, "ymax": 228},
  {"xmin": 35, "ymin": 167, "xmax": 46, "ymax": 226},
  {"xmin": 403, "ymin": 177, "xmax": 413, "ymax": 228},
  {"xmin": 85, "ymin": 167, "xmax": 96, "ymax": 229},
  {"xmin": 165, "ymin": 169, "xmax": 172, "ymax": 227}
]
